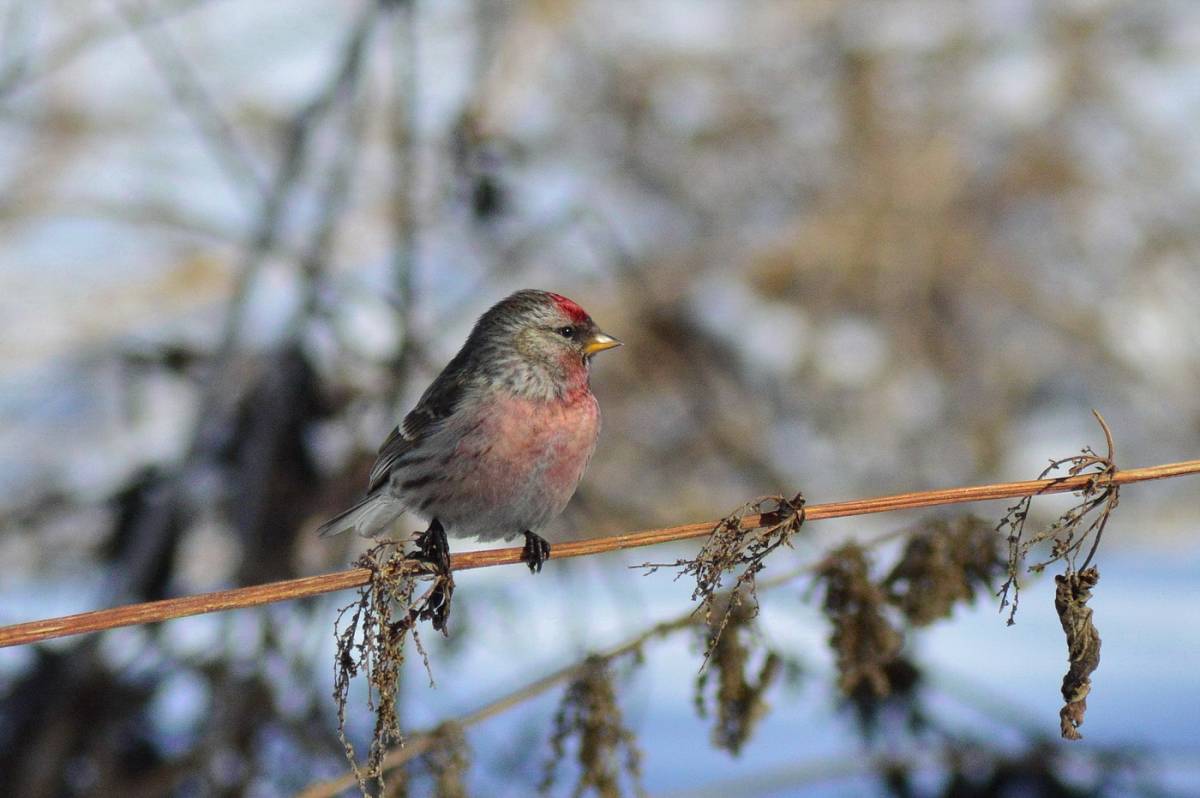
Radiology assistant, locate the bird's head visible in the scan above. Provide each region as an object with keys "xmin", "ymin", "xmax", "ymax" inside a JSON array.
[{"xmin": 470, "ymin": 289, "xmax": 621, "ymax": 396}]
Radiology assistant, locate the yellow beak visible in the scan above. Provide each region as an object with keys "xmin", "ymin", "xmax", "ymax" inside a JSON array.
[{"xmin": 583, "ymin": 332, "xmax": 622, "ymax": 356}]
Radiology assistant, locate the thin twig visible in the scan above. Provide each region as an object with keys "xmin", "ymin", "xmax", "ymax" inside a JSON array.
[
  {"xmin": 0, "ymin": 0, "xmax": 216, "ymax": 98},
  {"xmin": 208, "ymin": 2, "xmax": 379, "ymax": 374},
  {"xmin": 112, "ymin": 0, "xmax": 266, "ymax": 201},
  {"xmin": 386, "ymin": 0, "xmax": 419, "ymax": 344},
  {"xmin": 1, "ymin": 459, "xmax": 1196, "ymax": 649}
]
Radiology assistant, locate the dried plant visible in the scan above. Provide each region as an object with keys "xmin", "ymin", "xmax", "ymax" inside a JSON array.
[
  {"xmin": 642, "ymin": 493, "xmax": 806, "ymax": 665},
  {"xmin": 842, "ymin": 656, "xmax": 926, "ymax": 741},
  {"xmin": 418, "ymin": 722, "xmax": 471, "ymax": 798},
  {"xmin": 814, "ymin": 543, "xmax": 904, "ymax": 699},
  {"xmin": 991, "ymin": 412, "xmax": 1117, "ymax": 740},
  {"xmin": 333, "ymin": 542, "xmax": 454, "ymax": 796},
  {"xmin": 539, "ymin": 656, "xmax": 644, "ymax": 798},
  {"xmin": 996, "ymin": 411, "xmax": 1120, "ymax": 625},
  {"xmin": 693, "ymin": 593, "xmax": 788, "ymax": 755},
  {"xmin": 1055, "ymin": 567, "xmax": 1101, "ymax": 740},
  {"xmin": 934, "ymin": 736, "xmax": 1159, "ymax": 797},
  {"xmin": 883, "ymin": 515, "xmax": 1005, "ymax": 627}
]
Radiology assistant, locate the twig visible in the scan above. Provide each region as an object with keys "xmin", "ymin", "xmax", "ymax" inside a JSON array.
[
  {"xmin": 112, "ymin": 0, "xmax": 267, "ymax": 202},
  {"xmin": 0, "ymin": 0, "xmax": 216, "ymax": 98},
  {"xmin": 385, "ymin": 0, "xmax": 419, "ymax": 358},
  {"xmin": 209, "ymin": 1, "xmax": 379, "ymax": 372},
  {"xmin": 1, "ymin": 459, "xmax": 1196, "ymax": 650}
]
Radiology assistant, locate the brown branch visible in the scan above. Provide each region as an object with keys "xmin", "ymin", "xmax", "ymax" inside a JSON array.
[{"xmin": 1, "ymin": 459, "xmax": 1197, "ymax": 650}]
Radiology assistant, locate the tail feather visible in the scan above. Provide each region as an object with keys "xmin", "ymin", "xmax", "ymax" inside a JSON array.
[{"xmin": 316, "ymin": 492, "xmax": 406, "ymax": 538}]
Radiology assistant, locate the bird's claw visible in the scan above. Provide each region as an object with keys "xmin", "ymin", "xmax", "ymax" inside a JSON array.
[
  {"xmin": 408, "ymin": 518, "xmax": 451, "ymax": 576},
  {"xmin": 521, "ymin": 531, "xmax": 551, "ymax": 574},
  {"xmin": 418, "ymin": 577, "xmax": 454, "ymax": 634},
  {"xmin": 407, "ymin": 519, "xmax": 454, "ymax": 633}
]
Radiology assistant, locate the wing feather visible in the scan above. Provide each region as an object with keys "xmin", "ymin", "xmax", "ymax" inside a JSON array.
[{"xmin": 367, "ymin": 356, "xmax": 470, "ymax": 493}]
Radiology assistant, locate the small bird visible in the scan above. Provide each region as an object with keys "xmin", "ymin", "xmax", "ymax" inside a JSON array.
[{"xmin": 317, "ymin": 289, "xmax": 621, "ymax": 574}]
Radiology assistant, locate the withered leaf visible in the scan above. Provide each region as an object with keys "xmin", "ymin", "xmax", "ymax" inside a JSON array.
[{"xmin": 1054, "ymin": 567, "xmax": 1101, "ymax": 740}]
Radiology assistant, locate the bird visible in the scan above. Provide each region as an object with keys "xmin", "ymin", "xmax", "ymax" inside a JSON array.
[{"xmin": 317, "ymin": 289, "xmax": 621, "ymax": 574}]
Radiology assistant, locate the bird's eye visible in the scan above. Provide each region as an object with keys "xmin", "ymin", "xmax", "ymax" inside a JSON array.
[{"xmin": 558, "ymin": 326, "xmax": 575, "ymax": 338}]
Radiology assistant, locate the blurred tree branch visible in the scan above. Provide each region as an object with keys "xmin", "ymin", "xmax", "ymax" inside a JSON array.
[
  {"xmin": 0, "ymin": 0, "xmax": 215, "ymax": 97},
  {"xmin": 113, "ymin": 0, "xmax": 267, "ymax": 201}
]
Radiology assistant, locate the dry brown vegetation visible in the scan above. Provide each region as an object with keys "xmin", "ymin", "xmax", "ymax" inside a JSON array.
[
  {"xmin": 3, "ymin": 1, "xmax": 1200, "ymax": 796},
  {"xmin": 300, "ymin": 431, "xmax": 1174, "ymax": 794}
]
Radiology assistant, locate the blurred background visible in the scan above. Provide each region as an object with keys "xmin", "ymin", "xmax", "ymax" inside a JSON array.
[{"xmin": 1, "ymin": 0, "xmax": 1199, "ymax": 796}]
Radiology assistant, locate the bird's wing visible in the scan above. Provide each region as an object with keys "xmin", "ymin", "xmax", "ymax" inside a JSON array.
[
  {"xmin": 367, "ymin": 359, "xmax": 469, "ymax": 493},
  {"xmin": 368, "ymin": 426, "xmax": 414, "ymax": 494}
]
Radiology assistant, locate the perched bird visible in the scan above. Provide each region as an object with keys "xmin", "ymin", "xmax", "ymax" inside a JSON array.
[{"xmin": 317, "ymin": 289, "xmax": 621, "ymax": 573}]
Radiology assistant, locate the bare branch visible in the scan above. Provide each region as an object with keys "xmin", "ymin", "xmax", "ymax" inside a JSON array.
[
  {"xmin": 1, "ymin": 458, "xmax": 1197, "ymax": 649},
  {"xmin": 112, "ymin": 0, "xmax": 266, "ymax": 201}
]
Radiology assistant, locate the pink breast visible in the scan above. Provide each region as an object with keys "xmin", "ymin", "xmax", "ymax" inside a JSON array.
[{"xmin": 457, "ymin": 391, "xmax": 600, "ymax": 509}]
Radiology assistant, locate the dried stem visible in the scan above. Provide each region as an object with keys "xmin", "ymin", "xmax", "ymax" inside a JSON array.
[
  {"xmin": 641, "ymin": 493, "xmax": 806, "ymax": 667},
  {"xmin": 997, "ymin": 410, "xmax": 1123, "ymax": 624},
  {"xmin": 1, "ymin": 458, "xmax": 1198, "ymax": 649},
  {"xmin": 298, "ymin": 614, "xmax": 698, "ymax": 798},
  {"xmin": 298, "ymin": 558, "xmax": 832, "ymax": 798}
]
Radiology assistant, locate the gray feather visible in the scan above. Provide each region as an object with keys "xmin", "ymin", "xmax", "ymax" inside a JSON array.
[{"xmin": 315, "ymin": 491, "xmax": 406, "ymax": 538}]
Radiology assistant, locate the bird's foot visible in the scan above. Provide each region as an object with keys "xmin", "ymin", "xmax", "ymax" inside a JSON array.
[
  {"xmin": 408, "ymin": 518, "xmax": 451, "ymax": 576},
  {"xmin": 521, "ymin": 531, "xmax": 551, "ymax": 574},
  {"xmin": 407, "ymin": 519, "xmax": 454, "ymax": 633},
  {"xmin": 418, "ymin": 575, "xmax": 454, "ymax": 634}
]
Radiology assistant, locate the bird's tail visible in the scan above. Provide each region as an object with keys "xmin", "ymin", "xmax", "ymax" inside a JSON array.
[{"xmin": 316, "ymin": 492, "xmax": 407, "ymax": 538}]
